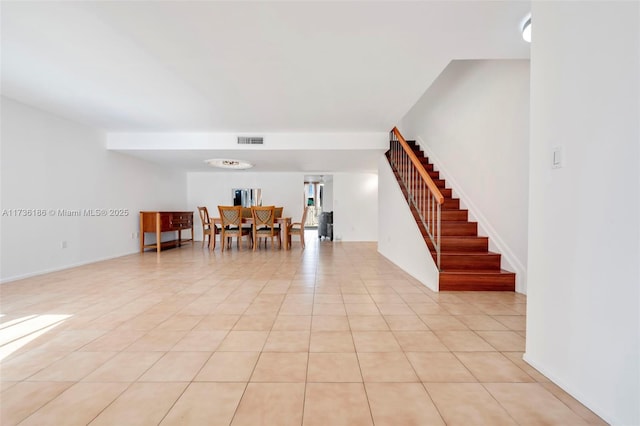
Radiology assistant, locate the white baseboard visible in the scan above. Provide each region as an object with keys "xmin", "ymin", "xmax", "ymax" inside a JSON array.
[
  {"xmin": 0, "ymin": 250, "xmax": 140, "ymax": 284},
  {"xmin": 522, "ymin": 353, "xmax": 615, "ymax": 425}
]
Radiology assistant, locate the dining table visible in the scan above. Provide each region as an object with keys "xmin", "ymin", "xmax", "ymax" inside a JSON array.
[{"xmin": 211, "ymin": 216, "xmax": 292, "ymax": 250}]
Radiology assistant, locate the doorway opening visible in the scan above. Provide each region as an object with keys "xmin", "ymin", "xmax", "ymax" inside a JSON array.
[
  {"xmin": 304, "ymin": 175, "xmax": 333, "ymax": 239},
  {"xmin": 304, "ymin": 181, "xmax": 321, "ymax": 228}
]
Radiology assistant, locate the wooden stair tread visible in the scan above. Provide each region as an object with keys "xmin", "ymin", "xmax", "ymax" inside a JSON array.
[
  {"xmin": 441, "ymin": 235, "xmax": 487, "ymax": 239},
  {"xmin": 441, "ymin": 210, "xmax": 468, "ymax": 221},
  {"xmin": 439, "ymin": 250, "xmax": 499, "ymax": 256},
  {"xmin": 439, "ymin": 270, "xmax": 515, "ymax": 291},
  {"xmin": 439, "ymin": 236, "xmax": 489, "ymax": 250},
  {"xmin": 440, "ymin": 269, "xmax": 515, "ymax": 276},
  {"xmin": 441, "ymin": 221, "xmax": 476, "ymax": 225},
  {"xmin": 441, "ymin": 222, "xmax": 477, "ymax": 235},
  {"xmin": 438, "ymin": 251, "xmax": 502, "ymax": 272}
]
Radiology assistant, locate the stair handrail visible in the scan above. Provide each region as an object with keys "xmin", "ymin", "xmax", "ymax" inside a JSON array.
[
  {"xmin": 391, "ymin": 128, "xmax": 444, "ymax": 203},
  {"xmin": 389, "ymin": 127, "xmax": 444, "ymax": 268}
]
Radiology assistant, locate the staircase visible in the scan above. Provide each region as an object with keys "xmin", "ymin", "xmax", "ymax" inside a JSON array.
[{"xmin": 387, "ymin": 135, "xmax": 515, "ymax": 291}]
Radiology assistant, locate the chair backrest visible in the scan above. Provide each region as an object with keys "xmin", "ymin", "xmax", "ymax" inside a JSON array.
[
  {"xmin": 218, "ymin": 205, "xmax": 242, "ymax": 228},
  {"xmin": 252, "ymin": 205, "xmax": 275, "ymax": 228},
  {"xmin": 299, "ymin": 207, "xmax": 309, "ymax": 228},
  {"xmin": 197, "ymin": 206, "xmax": 210, "ymax": 226},
  {"xmin": 274, "ymin": 207, "xmax": 283, "ymax": 218}
]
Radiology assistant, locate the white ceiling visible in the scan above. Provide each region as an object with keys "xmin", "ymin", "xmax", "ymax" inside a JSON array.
[
  {"xmin": 1, "ymin": 1, "xmax": 530, "ymax": 171},
  {"xmin": 120, "ymin": 149, "xmax": 385, "ymax": 173}
]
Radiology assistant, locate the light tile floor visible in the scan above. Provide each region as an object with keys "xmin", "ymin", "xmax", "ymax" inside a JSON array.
[{"xmin": 0, "ymin": 237, "xmax": 607, "ymax": 425}]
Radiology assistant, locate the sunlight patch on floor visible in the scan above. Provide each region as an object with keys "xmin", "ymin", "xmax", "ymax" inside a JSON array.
[{"xmin": 0, "ymin": 314, "xmax": 71, "ymax": 360}]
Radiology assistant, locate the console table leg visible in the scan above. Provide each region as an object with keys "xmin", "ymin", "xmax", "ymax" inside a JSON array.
[
  {"xmin": 139, "ymin": 212, "xmax": 145, "ymax": 253},
  {"xmin": 156, "ymin": 213, "xmax": 161, "ymax": 253}
]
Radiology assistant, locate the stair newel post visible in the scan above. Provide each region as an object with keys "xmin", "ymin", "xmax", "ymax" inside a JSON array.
[
  {"xmin": 389, "ymin": 130, "xmax": 393, "ymax": 166},
  {"xmin": 390, "ymin": 130, "xmax": 396, "ymax": 166}
]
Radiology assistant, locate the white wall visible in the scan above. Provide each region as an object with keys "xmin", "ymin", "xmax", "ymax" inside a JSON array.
[
  {"xmin": 331, "ymin": 172, "xmax": 378, "ymax": 242},
  {"xmin": 187, "ymin": 171, "xmax": 305, "ymax": 241},
  {"xmin": 0, "ymin": 97, "xmax": 186, "ymax": 282},
  {"xmin": 525, "ymin": 2, "xmax": 639, "ymax": 425},
  {"xmin": 187, "ymin": 170, "xmax": 378, "ymax": 242},
  {"xmin": 377, "ymin": 157, "xmax": 440, "ymax": 291},
  {"xmin": 322, "ymin": 176, "xmax": 334, "ymax": 212},
  {"xmin": 400, "ymin": 59, "xmax": 530, "ymax": 293}
]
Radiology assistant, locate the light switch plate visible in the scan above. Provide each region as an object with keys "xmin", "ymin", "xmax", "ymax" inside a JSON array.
[{"xmin": 552, "ymin": 146, "xmax": 563, "ymax": 169}]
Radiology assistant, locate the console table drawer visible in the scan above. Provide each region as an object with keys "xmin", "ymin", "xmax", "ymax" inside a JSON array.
[{"xmin": 170, "ymin": 213, "xmax": 192, "ymax": 229}]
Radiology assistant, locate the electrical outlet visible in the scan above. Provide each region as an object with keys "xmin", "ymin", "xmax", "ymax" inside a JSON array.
[{"xmin": 61, "ymin": 241, "xmax": 67, "ymax": 249}]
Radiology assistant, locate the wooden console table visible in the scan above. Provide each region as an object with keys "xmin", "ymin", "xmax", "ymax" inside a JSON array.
[{"xmin": 140, "ymin": 211, "xmax": 194, "ymax": 253}]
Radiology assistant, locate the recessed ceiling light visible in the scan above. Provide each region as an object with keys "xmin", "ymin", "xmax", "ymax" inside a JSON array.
[
  {"xmin": 205, "ymin": 158, "xmax": 254, "ymax": 169},
  {"xmin": 522, "ymin": 17, "xmax": 532, "ymax": 43}
]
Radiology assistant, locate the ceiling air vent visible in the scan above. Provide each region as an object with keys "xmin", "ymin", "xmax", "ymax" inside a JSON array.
[{"xmin": 237, "ymin": 136, "xmax": 264, "ymax": 145}]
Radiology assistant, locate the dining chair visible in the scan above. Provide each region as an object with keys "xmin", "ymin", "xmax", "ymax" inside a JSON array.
[
  {"xmin": 288, "ymin": 207, "xmax": 309, "ymax": 249},
  {"xmin": 274, "ymin": 206, "xmax": 284, "ymax": 248},
  {"xmin": 218, "ymin": 205, "xmax": 252, "ymax": 251},
  {"xmin": 241, "ymin": 207, "xmax": 254, "ymax": 234},
  {"xmin": 197, "ymin": 206, "xmax": 218, "ymax": 250},
  {"xmin": 251, "ymin": 205, "xmax": 279, "ymax": 250}
]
